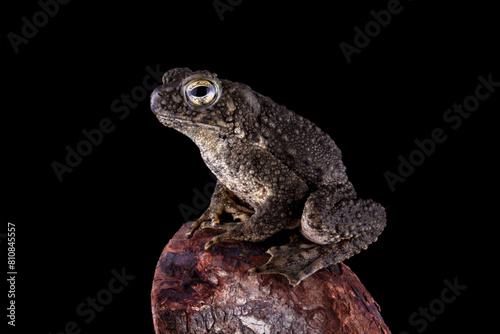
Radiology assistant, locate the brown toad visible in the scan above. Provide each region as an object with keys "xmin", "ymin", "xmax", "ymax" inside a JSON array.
[{"xmin": 150, "ymin": 68, "xmax": 386, "ymax": 286}]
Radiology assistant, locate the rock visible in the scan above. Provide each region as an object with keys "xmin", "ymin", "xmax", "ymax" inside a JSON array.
[{"xmin": 151, "ymin": 222, "xmax": 391, "ymax": 334}]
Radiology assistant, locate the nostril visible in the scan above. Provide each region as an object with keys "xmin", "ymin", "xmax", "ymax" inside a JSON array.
[{"xmin": 152, "ymin": 87, "xmax": 164, "ymax": 99}]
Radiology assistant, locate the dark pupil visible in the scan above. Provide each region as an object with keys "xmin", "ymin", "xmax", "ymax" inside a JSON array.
[{"xmin": 192, "ymin": 86, "xmax": 208, "ymax": 97}]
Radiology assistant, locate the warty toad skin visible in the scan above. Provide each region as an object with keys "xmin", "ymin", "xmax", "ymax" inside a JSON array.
[{"xmin": 151, "ymin": 68, "xmax": 386, "ymax": 286}]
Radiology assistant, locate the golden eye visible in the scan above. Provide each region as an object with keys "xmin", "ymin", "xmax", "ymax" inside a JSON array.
[{"xmin": 183, "ymin": 78, "xmax": 220, "ymax": 108}]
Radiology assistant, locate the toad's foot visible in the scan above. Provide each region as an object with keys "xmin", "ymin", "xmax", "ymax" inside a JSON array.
[
  {"xmin": 186, "ymin": 182, "xmax": 254, "ymax": 238},
  {"xmin": 186, "ymin": 202, "xmax": 252, "ymax": 239},
  {"xmin": 248, "ymin": 234, "xmax": 364, "ymax": 287},
  {"xmin": 202, "ymin": 222, "xmax": 249, "ymax": 250}
]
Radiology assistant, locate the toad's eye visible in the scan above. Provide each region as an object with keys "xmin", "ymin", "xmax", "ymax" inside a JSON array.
[{"xmin": 183, "ymin": 78, "xmax": 220, "ymax": 108}]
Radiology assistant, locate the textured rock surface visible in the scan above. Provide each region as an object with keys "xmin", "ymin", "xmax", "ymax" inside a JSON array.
[{"xmin": 151, "ymin": 222, "xmax": 391, "ymax": 334}]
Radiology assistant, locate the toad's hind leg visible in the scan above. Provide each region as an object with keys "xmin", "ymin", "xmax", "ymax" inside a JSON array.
[
  {"xmin": 249, "ymin": 187, "xmax": 386, "ymax": 286},
  {"xmin": 248, "ymin": 234, "xmax": 374, "ymax": 286}
]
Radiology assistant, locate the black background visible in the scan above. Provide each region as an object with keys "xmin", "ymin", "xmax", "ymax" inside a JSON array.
[{"xmin": 1, "ymin": 1, "xmax": 499, "ymax": 333}]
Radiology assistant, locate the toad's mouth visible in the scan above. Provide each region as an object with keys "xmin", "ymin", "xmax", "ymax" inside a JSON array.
[{"xmin": 155, "ymin": 114, "xmax": 225, "ymax": 132}]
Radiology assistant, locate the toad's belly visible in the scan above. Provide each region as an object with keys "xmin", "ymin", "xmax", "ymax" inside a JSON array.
[{"xmin": 201, "ymin": 149, "xmax": 270, "ymax": 209}]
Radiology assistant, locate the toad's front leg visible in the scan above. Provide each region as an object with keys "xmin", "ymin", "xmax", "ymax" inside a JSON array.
[
  {"xmin": 186, "ymin": 180, "xmax": 254, "ymax": 238},
  {"xmin": 204, "ymin": 191, "xmax": 304, "ymax": 250},
  {"xmin": 203, "ymin": 147, "xmax": 309, "ymax": 250}
]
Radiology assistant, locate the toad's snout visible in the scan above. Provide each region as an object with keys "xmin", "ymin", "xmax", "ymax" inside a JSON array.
[{"xmin": 150, "ymin": 86, "xmax": 167, "ymax": 116}]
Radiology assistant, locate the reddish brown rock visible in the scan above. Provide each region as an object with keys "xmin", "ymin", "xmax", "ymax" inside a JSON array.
[{"xmin": 152, "ymin": 222, "xmax": 391, "ymax": 334}]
